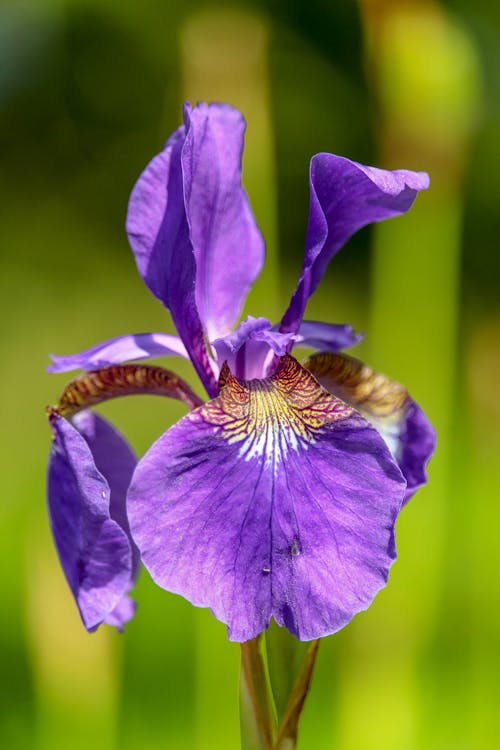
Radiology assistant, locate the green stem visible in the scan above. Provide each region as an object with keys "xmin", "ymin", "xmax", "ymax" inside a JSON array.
[
  {"xmin": 240, "ymin": 633, "xmax": 321, "ymax": 750},
  {"xmin": 240, "ymin": 636, "xmax": 276, "ymax": 750},
  {"xmin": 273, "ymin": 641, "xmax": 320, "ymax": 750}
]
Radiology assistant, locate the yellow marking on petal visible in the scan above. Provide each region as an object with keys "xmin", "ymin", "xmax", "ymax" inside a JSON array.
[
  {"xmin": 202, "ymin": 355, "xmax": 354, "ymax": 467},
  {"xmin": 49, "ymin": 364, "xmax": 203, "ymax": 419}
]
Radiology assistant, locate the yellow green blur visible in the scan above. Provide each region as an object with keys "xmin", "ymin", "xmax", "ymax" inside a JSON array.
[{"xmin": 1, "ymin": 1, "xmax": 499, "ymax": 750}]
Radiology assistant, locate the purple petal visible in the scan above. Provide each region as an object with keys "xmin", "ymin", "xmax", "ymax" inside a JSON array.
[
  {"xmin": 126, "ymin": 122, "xmax": 216, "ymax": 395},
  {"xmin": 126, "ymin": 102, "xmax": 265, "ymax": 395},
  {"xmin": 72, "ymin": 411, "xmax": 139, "ymax": 570},
  {"xmin": 47, "ymin": 413, "xmax": 136, "ymax": 631},
  {"xmin": 125, "ymin": 124, "xmax": 185, "ymax": 308},
  {"xmin": 293, "ymin": 320, "xmax": 363, "ymax": 352},
  {"xmin": 399, "ymin": 401, "xmax": 436, "ymax": 502},
  {"xmin": 48, "ymin": 333, "xmax": 188, "ymax": 374},
  {"xmin": 183, "ymin": 103, "xmax": 265, "ymax": 340},
  {"xmin": 304, "ymin": 352, "xmax": 435, "ymax": 503},
  {"xmin": 280, "ymin": 155, "xmax": 429, "ymax": 334},
  {"xmin": 212, "ymin": 316, "xmax": 294, "ymax": 379},
  {"xmin": 103, "ymin": 595, "xmax": 137, "ymax": 631},
  {"xmin": 128, "ymin": 355, "xmax": 405, "ymax": 642}
]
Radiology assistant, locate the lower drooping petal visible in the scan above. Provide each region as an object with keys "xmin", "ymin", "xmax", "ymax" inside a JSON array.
[
  {"xmin": 127, "ymin": 355, "xmax": 406, "ymax": 642},
  {"xmin": 48, "ymin": 332, "xmax": 188, "ymax": 374},
  {"xmin": 304, "ymin": 352, "xmax": 436, "ymax": 503},
  {"xmin": 47, "ymin": 413, "xmax": 136, "ymax": 631},
  {"xmin": 72, "ymin": 410, "xmax": 139, "ymax": 571}
]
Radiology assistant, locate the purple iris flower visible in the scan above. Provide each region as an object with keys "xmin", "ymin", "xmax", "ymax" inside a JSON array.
[{"xmin": 47, "ymin": 102, "xmax": 435, "ymax": 640}]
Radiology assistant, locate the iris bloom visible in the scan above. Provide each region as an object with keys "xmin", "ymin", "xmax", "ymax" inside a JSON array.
[{"xmin": 47, "ymin": 102, "xmax": 435, "ymax": 640}]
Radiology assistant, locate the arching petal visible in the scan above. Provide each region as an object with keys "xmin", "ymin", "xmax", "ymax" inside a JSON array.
[
  {"xmin": 294, "ymin": 320, "xmax": 363, "ymax": 352},
  {"xmin": 280, "ymin": 155, "xmax": 429, "ymax": 334},
  {"xmin": 304, "ymin": 352, "xmax": 436, "ymax": 503},
  {"xmin": 128, "ymin": 355, "xmax": 406, "ymax": 642},
  {"xmin": 47, "ymin": 413, "xmax": 136, "ymax": 631},
  {"xmin": 48, "ymin": 333, "xmax": 188, "ymax": 373}
]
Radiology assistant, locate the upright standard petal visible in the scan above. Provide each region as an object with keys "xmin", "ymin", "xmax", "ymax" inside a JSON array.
[
  {"xmin": 280, "ymin": 155, "xmax": 429, "ymax": 334},
  {"xmin": 128, "ymin": 355, "xmax": 406, "ymax": 642},
  {"xmin": 126, "ymin": 123, "xmax": 216, "ymax": 394},
  {"xmin": 48, "ymin": 332, "xmax": 188, "ymax": 373},
  {"xmin": 304, "ymin": 352, "xmax": 436, "ymax": 502},
  {"xmin": 126, "ymin": 102, "xmax": 265, "ymax": 394},
  {"xmin": 183, "ymin": 103, "xmax": 265, "ymax": 340},
  {"xmin": 47, "ymin": 413, "xmax": 136, "ymax": 631}
]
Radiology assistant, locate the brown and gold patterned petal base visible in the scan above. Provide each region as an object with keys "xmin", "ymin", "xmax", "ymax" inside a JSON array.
[
  {"xmin": 303, "ymin": 351, "xmax": 410, "ymax": 421},
  {"xmin": 49, "ymin": 364, "xmax": 203, "ymax": 419}
]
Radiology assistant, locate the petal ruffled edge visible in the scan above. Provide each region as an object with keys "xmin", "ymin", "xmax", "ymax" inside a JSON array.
[{"xmin": 128, "ymin": 354, "xmax": 406, "ymax": 641}]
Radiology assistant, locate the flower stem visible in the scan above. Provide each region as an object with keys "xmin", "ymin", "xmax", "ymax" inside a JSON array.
[
  {"xmin": 240, "ymin": 633, "xmax": 320, "ymax": 750},
  {"xmin": 273, "ymin": 640, "xmax": 320, "ymax": 750},
  {"xmin": 240, "ymin": 636, "xmax": 276, "ymax": 750}
]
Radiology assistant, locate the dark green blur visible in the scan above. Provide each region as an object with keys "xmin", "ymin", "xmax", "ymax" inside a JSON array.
[{"xmin": 1, "ymin": 1, "xmax": 499, "ymax": 748}]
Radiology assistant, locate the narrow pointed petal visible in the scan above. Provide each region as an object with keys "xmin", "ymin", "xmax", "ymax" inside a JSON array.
[
  {"xmin": 128, "ymin": 355, "xmax": 405, "ymax": 642},
  {"xmin": 294, "ymin": 320, "xmax": 363, "ymax": 352},
  {"xmin": 47, "ymin": 413, "xmax": 136, "ymax": 631},
  {"xmin": 304, "ymin": 352, "xmax": 436, "ymax": 502},
  {"xmin": 280, "ymin": 155, "xmax": 429, "ymax": 333},
  {"xmin": 48, "ymin": 332, "xmax": 188, "ymax": 373}
]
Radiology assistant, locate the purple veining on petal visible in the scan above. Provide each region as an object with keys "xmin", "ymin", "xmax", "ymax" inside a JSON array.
[
  {"xmin": 48, "ymin": 333, "xmax": 188, "ymax": 373},
  {"xmin": 182, "ymin": 102, "xmax": 265, "ymax": 340},
  {"xmin": 280, "ymin": 154, "xmax": 429, "ymax": 335},
  {"xmin": 47, "ymin": 413, "xmax": 136, "ymax": 631},
  {"xmin": 127, "ymin": 355, "xmax": 405, "ymax": 642},
  {"xmin": 293, "ymin": 320, "xmax": 363, "ymax": 352}
]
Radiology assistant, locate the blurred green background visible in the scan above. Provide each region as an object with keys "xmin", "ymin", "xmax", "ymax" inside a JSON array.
[{"xmin": 2, "ymin": 0, "xmax": 499, "ymax": 748}]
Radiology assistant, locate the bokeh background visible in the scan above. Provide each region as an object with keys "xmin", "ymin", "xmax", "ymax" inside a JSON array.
[{"xmin": 2, "ymin": 0, "xmax": 499, "ymax": 748}]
